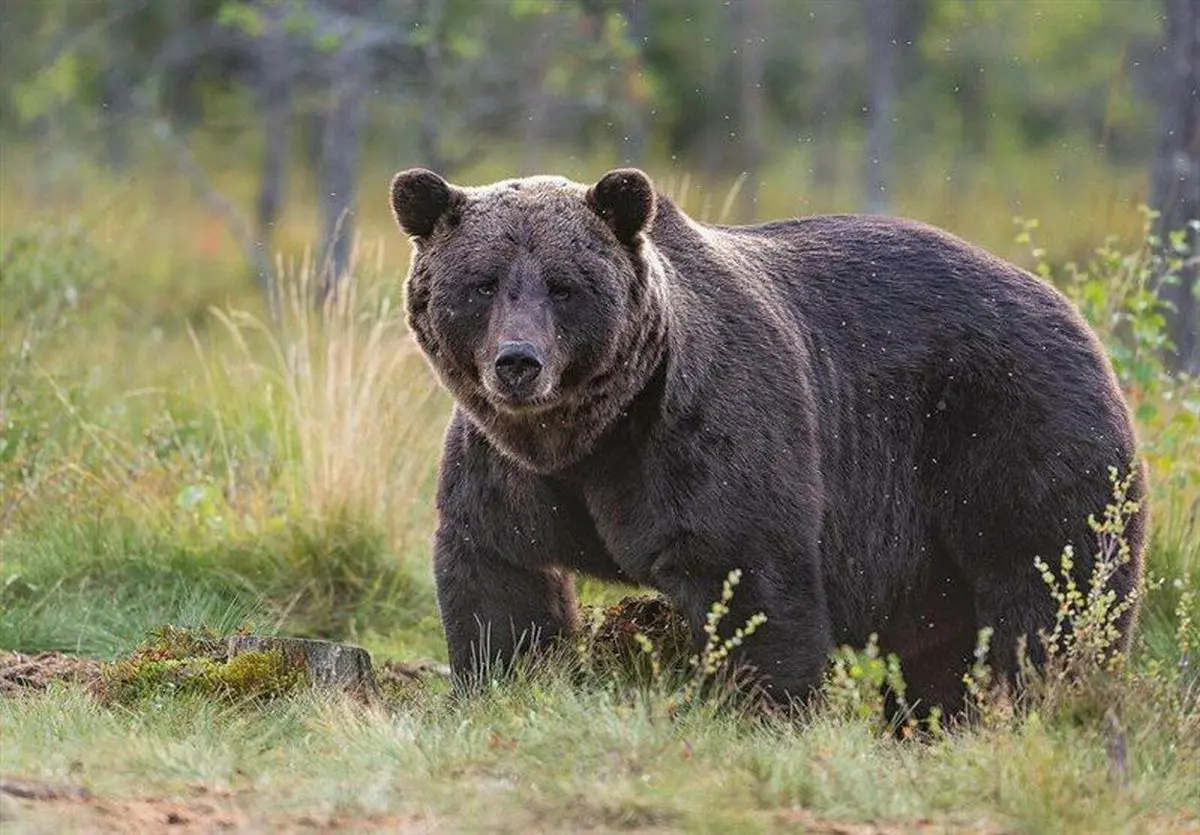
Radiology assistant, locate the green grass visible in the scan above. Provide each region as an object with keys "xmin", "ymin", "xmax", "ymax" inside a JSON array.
[
  {"xmin": 1, "ymin": 144, "xmax": 1198, "ymax": 833},
  {"xmin": 2, "ymin": 665, "xmax": 1197, "ymax": 833},
  {"xmin": 0, "ymin": 512, "xmax": 442, "ymax": 659}
]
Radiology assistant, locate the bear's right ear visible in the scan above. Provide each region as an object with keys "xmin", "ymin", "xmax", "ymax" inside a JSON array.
[
  {"xmin": 587, "ymin": 168, "xmax": 656, "ymax": 245},
  {"xmin": 390, "ymin": 168, "xmax": 460, "ymax": 241}
]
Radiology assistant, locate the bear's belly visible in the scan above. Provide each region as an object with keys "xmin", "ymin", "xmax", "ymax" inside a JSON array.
[{"xmin": 576, "ymin": 462, "xmax": 822, "ymax": 593}]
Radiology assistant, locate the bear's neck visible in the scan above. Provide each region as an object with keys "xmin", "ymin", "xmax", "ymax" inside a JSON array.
[{"xmin": 473, "ymin": 249, "xmax": 671, "ymax": 475}]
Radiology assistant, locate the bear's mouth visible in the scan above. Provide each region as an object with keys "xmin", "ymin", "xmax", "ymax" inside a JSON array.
[
  {"xmin": 487, "ymin": 387, "xmax": 560, "ymax": 416},
  {"xmin": 482, "ymin": 368, "xmax": 561, "ymax": 415}
]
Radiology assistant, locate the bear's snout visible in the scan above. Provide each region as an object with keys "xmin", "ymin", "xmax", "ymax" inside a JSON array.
[{"xmin": 494, "ymin": 341, "xmax": 545, "ymax": 393}]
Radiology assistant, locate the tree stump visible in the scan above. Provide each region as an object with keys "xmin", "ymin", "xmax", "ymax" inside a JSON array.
[{"xmin": 225, "ymin": 635, "xmax": 380, "ymax": 703}]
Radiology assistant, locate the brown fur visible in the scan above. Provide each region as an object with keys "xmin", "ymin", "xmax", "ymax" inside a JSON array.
[{"xmin": 389, "ymin": 167, "xmax": 1146, "ymax": 714}]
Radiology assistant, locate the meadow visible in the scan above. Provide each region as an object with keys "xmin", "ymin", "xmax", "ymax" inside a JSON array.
[{"xmin": 1, "ymin": 140, "xmax": 1197, "ymax": 833}]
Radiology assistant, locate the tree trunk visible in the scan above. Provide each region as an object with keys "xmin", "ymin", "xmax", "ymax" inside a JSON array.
[
  {"xmin": 1153, "ymin": 0, "xmax": 1200, "ymax": 375},
  {"xmin": 863, "ymin": 0, "xmax": 900, "ymax": 214},
  {"xmin": 417, "ymin": 0, "xmax": 448, "ymax": 174},
  {"xmin": 735, "ymin": 0, "xmax": 766, "ymax": 222},
  {"xmin": 101, "ymin": 30, "xmax": 132, "ymax": 172},
  {"xmin": 300, "ymin": 109, "xmax": 326, "ymax": 173},
  {"xmin": 256, "ymin": 4, "xmax": 292, "ymax": 241},
  {"xmin": 810, "ymin": 5, "xmax": 848, "ymax": 194},
  {"xmin": 255, "ymin": 3, "xmax": 292, "ymax": 305},
  {"xmin": 149, "ymin": 117, "xmax": 274, "ymax": 293},
  {"xmin": 319, "ymin": 43, "xmax": 369, "ymax": 301},
  {"xmin": 619, "ymin": 0, "xmax": 649, "ymax": 166},
  {"xmin": 521, "ymin": 12, "xmax": 553, "ymax": 175}
]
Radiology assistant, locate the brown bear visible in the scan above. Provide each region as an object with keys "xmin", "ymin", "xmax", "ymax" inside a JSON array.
[{"xmin": 388, "ymin": 166, "xmax": 1146, "ymax": 714}]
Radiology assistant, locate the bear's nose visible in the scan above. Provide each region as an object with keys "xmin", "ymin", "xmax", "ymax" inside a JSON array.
[{"xmin": 494, "ymin": 341, "xmax": 544, "ymax": 390}]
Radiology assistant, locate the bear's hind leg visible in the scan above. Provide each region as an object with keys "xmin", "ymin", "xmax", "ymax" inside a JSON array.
[
  {"xmin": 881, "ymin": 566, "xmax": 978, "ymax": 726},
  {"xmin": 933, "ymin": 501, "xmax": 1060, "ymax": 689},
  {"xmin": 942, "ymin": 472, "xmax": 1144, "ymax": 692}
]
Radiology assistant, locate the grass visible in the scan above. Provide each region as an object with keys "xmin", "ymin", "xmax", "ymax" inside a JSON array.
[
  {"xmin": 2, "ymin": 666, "xmax": 1196, "ymax": 832},
  {"xmin": 1, "ymin": 141, "xmax": 1198, "ymax": 832}
]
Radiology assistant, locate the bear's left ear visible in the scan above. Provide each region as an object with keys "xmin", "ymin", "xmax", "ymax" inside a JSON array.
[
  {"xmin": 586, "ymin": 168, "xmax": 656, "ymax": 245},
  {"xmin": 390, "ymin": 168, "xmax": 461, "ymax": 241}
]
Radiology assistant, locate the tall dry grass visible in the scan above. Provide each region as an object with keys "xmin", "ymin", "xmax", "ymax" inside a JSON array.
[{"xmin": 196, "ymin": 238, "xmax": 447, "ymax": 555}]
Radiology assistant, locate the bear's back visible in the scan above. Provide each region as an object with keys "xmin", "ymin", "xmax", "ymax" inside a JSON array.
[{"xmin": 650, "ymin": 206, "xmax": 1110, "ymax": 401}]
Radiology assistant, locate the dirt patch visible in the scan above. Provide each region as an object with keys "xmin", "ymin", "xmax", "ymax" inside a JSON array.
[
  {"xmin": 0, "ymin": 778, "xmax": 1026, "ymax": 834},
  {"xmin": 0, "ymin": 777, "xmax": 93, "ymax": 802},
  {"xmin": 0, "ymin": 651, "xmax": 102, "ymax": 697},
  {"xmin": 773, "ymin": 806, "xmax": 997, "ymax": 834},
  {"xmin": 1, "ymin": 778, "xmax": 438, "ymax": 833}
]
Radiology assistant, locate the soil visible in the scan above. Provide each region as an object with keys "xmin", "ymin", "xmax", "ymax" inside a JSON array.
[
  {"xmin": 0, "ymin": 778, "xmax": 437, "ymax": 834},
  {"xmin": 590, "ymin": 596, "xmax": 688, "ymax": 647},
  {"xmin": 1, "ymin": 777, "xmax": 1032, "ymax": 834},
  {"xmin": 376, "ymin": 658, "xmax": 450, "ymax": 689}
]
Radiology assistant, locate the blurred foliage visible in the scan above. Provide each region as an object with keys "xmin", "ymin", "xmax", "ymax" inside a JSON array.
[
  {"xmin": 0, "ymin": 0, "xmax": 1160, "ymax": 175},
  {"xmin": 0, "ymin": 0, "xmax": 1180, "ymax": 288},
  {"xmin": 1017, "ymin": 211, "xmax": 1200, "ymax": 491},
  {"xmin": 0, "ymin": 221, "xmax": 113, "ymax": 499},
  {"xmin": 915, "ymin": 0, "xmax": 1157, "ymax": 160}
]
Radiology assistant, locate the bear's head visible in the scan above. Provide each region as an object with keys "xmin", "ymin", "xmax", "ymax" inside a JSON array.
[{"xmin": 389, "ymin": 167, "xmax": 668, "ymax": 472}]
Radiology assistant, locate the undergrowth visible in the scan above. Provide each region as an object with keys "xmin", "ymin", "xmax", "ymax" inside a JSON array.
[
  {"xmin": 1, "ymin": 193, "xmax": 1198, "ymax": 831},
  {"xmin": 1, "ymin": 231, "xmax": 444, "ymax": 656}
]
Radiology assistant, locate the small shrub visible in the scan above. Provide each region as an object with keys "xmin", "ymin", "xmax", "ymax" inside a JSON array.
[
  {"xmin": 1032, "ymin": 466, "xmax": 1143, "ymax": 677},
  {"xmin": 957, "ymin": 465, "xmax": 1200, "ymax": 754},
  {"xmin": 1016, "ymin": 210, "xmax": 1199, "ymax": 493},
  {"xmin": 663, "ymin": 568, "xmax": 769, "ymax": 713},
  {"xmin": 822, "ymin": 632, "xmax": 938, "ymax": 737},
  {"xmin": 691, "ymin": 569, "xmax": 769, "ymax": 679}
]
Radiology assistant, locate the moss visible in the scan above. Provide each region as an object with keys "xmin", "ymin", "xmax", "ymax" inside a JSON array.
[
  {"xmin": 206, "ymin": 649, "xmax": 303, "ymax": 699},
  {"xmin": 99, "ymin": 626, "xmax": 306, "ymax": 706},
  {"xmin": 100, "ymin": 657, "xmax": 212, "ymax": 703}
]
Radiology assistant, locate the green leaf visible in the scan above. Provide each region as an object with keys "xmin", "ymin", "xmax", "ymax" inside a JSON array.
[{"xmin": 217, "ymin": 1, "xmax": 266, "ymax": 37}]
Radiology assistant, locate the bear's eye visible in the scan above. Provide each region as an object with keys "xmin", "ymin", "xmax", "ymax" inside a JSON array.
[
  {"xmin": 548, "ymin": 284, "xmax": 572, "ymax": 302},
  {"xmin": 474, "ymin": 280, "xmax": 497, "ymax": 298}
]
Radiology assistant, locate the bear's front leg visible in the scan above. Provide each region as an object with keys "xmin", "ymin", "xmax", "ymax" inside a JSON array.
[
  {"xmin": 658, "ymin": 555, "xmax": 833, "ymax": 705},
  {"xmin": 434, "ymin": 525, "xmax": 581, "ymax": 689}
]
